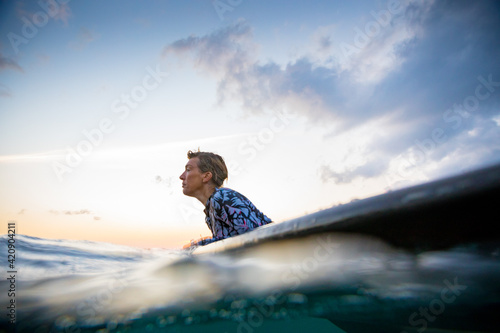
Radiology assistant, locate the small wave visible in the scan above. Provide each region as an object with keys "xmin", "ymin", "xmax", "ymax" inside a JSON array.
[{"xmin": 2, "ymin": 234, "xmax": 500, "ymax": 332}]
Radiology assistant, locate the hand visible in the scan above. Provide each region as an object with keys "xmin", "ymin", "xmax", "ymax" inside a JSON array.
[
  {"xmin": 182, "ymin": 236, "xmax": 212, "ymax": 249},
  {"xmin": 182, "ymin": 240, "xmax": 196, "ymax": 249}
]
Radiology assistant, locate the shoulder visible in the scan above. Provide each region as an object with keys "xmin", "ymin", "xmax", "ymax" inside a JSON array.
[
  {"xmin": 208, "ymin": 188, "xmax": 241, "ymax": 215},
  {"xmin": 211, "ymin": 187, "xmax": 243, "ymax": 201},
  {"xmin": 212, "ymin": 187, "xmax": 237, "ymax": 201},
  {"xmin": 216, "ymin": 187, "xmax": 246, "ymax": 198},
  {"xmin": 216, "ymin": 187, "xmax": 253, "ymax": 207}
]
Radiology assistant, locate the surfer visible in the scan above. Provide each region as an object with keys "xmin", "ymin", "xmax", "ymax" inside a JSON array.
[{"xmin": 180, "ymin": 150, "xmax": 272, "ymax": 248}]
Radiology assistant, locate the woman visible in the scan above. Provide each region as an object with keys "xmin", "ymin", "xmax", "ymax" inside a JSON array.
[{"xmin": 180, "ymin": 150, "xmax": 272, "ymax": 247}]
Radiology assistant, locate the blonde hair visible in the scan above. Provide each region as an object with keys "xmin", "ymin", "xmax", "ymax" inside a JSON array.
[{"xmin": 187, "ymin": 150, "xmax": 228, "ymax": 187}]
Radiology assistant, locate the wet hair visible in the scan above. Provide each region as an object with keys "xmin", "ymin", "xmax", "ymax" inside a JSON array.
[{"xmin": 187, "ymin": 150, "xmax": 228, "ymax": 187}]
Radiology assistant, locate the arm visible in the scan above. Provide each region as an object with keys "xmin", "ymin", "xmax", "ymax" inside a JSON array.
[
  {"xmin": 195, "ymin": 236, "xmax": 217, "ymax": 246},
  {"xmin": 182, "ymin": 236, "xmax": 214, "ymax": 249}
]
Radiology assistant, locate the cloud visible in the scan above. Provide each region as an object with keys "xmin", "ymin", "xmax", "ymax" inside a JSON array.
[
  {"xmin": 48, "ymin": 209, "xmax": 104, "ymax": 221},
  {"xmin": 0, "ymin": 134, "xmax": 247, "ymax": 164},
  {"xmin": 163, "ymin": 20, "xmax": 344, "ymax": 120},
  {"xmin": 0, "ymin": 54, "xmax": 23, "ymax": 73},
  {"xmin": 320, "ymin": 158, "xmax": 389, "ymax": 185},
  {"xmin": 155, "ymin": 175, "xmax": 173, "ymax": 186},
  {"xmin": 53, "ymin": 2, "xmax": 72, "ymax": 26},
  {"xmin": 64, "ymin": 209, "xmax": 92, "ymax": 215},
  {"xmin": 48, "ymin": 209, "xmax": 102, "ymax": 222},
  {"xmin": 0, "ymin": 150, "xmax": 66, "ymax": 162},
  {"xmin": 49, "ymin": 209, "xmax": 93, "ymax": 215},
  {"xmin": 134, "ymin": 17, "xmax": 152, "ymax": 28},
  {"xmin": 14, "ymin": 0, "xmax": 72, "ymax": 26},
  {"xmin": 163, "ymin": 19, "xmax": 255, "ymax": 76},
  {"xmin": 69, "ymin": 27, "xmax": 99, "ymax": 50},
  {"xmin": 163, "ymin": 1, "xmax": 500, "ymax": 185},
  {"xmin": 0, "ymin": 84, "xmax": 12, "ymax": 98},
  {"xmin": 0, "ymin": 53, "xmax": 23, "ymax": 98}
]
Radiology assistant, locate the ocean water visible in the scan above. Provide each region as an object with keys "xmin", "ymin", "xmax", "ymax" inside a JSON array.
[{"xmin": 1, "ymin": 233, "xmax": 499, "ymax": 333}]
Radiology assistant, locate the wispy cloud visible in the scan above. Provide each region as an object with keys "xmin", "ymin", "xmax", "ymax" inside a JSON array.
[
  {"xmin": 0, "ymin": 53, "xmax": 24, "ymax": 73},
  {"xmin": 69, "ymin": 27, "xmax": 99, "ymax": 50},
  {"xmin": 162, "ymin": 1, "xmax": 500, "ymax": 184},
  {"xmin": 49, "ymin": 209, "xmax": 93, "ymax": 216},
  {"xmin": 53, "ymin": 2, "xmax": 72, "ymax": 26},
  {"xmin": 0, "ymin": 53, "xmax": 23, "ymax": 98},
  {"xmin": 0, "ymin": 83, "xmax": 12, "ymax": 98},
  {"xmin": 0, "ymin": 134, "xmax": 249, "ymax": 164},
  {"xmin": 14, "ymin": 0, "xmax": 72, "ymax": 26},
  {"xmin": 0, "ymin": 150, "xmax": 66, "ymax": 163},
  {"xmin": 49, "ymin": 209, "xmax": 101, "ymax": 221},
  {"xmin": 163, "ymin": 19, "xmax": 255, "ymax": 75}
]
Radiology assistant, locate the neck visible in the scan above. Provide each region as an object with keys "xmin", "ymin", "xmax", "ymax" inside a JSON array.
[{"xmin": 195, "ymin": 185, "xmax": 217, "ymax": 205}]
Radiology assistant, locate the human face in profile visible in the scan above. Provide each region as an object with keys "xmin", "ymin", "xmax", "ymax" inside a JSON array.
[{"xmin": 179, "ymin": 158, "xmax": 206, "ymax": 197}]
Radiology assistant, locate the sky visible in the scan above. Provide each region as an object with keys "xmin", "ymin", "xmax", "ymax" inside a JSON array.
[{"xmin": 1, "ymin": 0, "xmax": 500, "ymax": 249}]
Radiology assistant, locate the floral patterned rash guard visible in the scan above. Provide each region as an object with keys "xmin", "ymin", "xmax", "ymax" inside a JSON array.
[{"xmin": 196, "ymin": 187, "xmax": 273, "ymax": 246}]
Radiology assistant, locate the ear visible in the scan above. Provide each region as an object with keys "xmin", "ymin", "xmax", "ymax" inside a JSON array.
[{"xmin": 202, "ymin": 171, "xmax": 213, "ymax": 183}]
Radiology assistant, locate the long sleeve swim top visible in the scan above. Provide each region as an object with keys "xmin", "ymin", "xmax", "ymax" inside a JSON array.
[{"xmin": 197, "ymin": 187, "xmax": 273, "ymax": 246}]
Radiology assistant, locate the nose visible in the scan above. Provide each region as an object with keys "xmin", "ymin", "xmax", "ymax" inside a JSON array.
[{"xmin": 179, "ymin": 171, "xmax": 185, "ymax": 180}]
